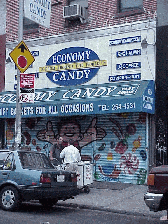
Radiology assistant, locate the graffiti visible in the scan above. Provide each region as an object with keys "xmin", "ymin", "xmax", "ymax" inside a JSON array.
[
  {"xmin": 115, "ymin": 139, "xmax": 128, "ymax": 154},
  {"xmin": 94, "ymin": 154, "xmax": 101, "ymax": 161},
  {"xmin": 5, "ymin": 113, "xmax": 148, "ymax": 184},
  {"xmin": 106, "ymin": 141, "xmax": 115, "ymax": 160},
  {"xmin": 132, "ymin": 136, "xmax": 142, "ymax": 152},
  {"xmin": 36, "ymin": 146, "xmax": 42, "ymax": 151},
  {"xmin": 110, "ymin": 118, "xmax": 136, "ymax": 154},
  {"xmin": 137, "ymin": 168, "xmax": 147, "ymax": 185},
  {"xmin": 37, "ymin": 117, "xmax": 106, "ymax": 160},
  {"xmin": 156, "ymin": 135, "xmax": 167, "ymax": 165},
  {"xmin": 110, "ymin": 141, "xmax": 115, "ymax": 149},
  {"xmin": 107, "ymin": 149, "xmax": 113, "ymax": 161},
  {"xmin": 23, "ymin": 131, "xmax": 31, "ymax": 145},
  {"xmin": 98, "ymin": 143, "xmax": 106, "ymax": 151},
  {"xmin": 32, "ymin": 139, "xmax": 36, "ymax": 146},
  {"xmin": 140, "ymin": 150, "xmax": 147, "ymax": 161},
  {"xmin": 156, "ymin": 144, "xmax": 167, "ymax": 153},
  {"xmin": 157, "ymin": 118, "xmax": 165, "ymax": 135},
  {"xmin": 120, "ymin": 153, "xmax": 139, "ymax": 175},
  {"xmin": 155, "ymin": 117, "xmax": 167, "ymax": 165},
  {"xmin": 101, "ymin": 176, "xmax": 119, "ymax": 182},
  {"xmin": 98, "ymin": 164, "xmax": 121, "ymax": 179},
  {"xmin": 94, "ymin": 172, "xmax": 101, "ymax": 180}
]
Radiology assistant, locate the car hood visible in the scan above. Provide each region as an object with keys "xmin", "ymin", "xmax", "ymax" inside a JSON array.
[{"xmin": 150, "ymin": 165, "xmax": 168, "ymax": 174}]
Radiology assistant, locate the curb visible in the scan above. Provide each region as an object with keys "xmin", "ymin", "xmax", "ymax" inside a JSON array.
[{"xmin": 57, "ymin": 202, "xmax": 162, "ymax": 219}]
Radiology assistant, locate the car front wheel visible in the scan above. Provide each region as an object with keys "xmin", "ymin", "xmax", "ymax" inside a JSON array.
[{"xmin": 0, "ymin": 186, "xmax": 20, "ymax": 211}]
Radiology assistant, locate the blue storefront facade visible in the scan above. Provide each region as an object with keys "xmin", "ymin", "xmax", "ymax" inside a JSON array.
[{"xmin": 0, "ymin": 80, "xmax": 155, "ymax": 184}]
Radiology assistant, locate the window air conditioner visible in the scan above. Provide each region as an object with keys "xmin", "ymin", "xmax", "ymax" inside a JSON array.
[{"xmin": 63, "ymin": 4, "xmax": 85, "ymax": 20}]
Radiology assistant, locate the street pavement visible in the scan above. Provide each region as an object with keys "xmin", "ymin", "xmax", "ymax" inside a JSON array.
[{"xmin": 57, "ymin": 181, "xmax": 168, "ymax": 220}]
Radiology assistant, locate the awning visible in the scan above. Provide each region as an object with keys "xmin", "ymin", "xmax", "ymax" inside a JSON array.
[{"xmin": 0, "ymin": 80, "xmax": 155, "ymax": 118}]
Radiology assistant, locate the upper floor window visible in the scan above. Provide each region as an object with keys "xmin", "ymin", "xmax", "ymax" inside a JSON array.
[
  {"xmin": 23, "ymin": 17, "xmax": 39, "ymax": 34},
  {"xmin": 119, "ymin": 0, "xmax": 143, "ymax": 13}
]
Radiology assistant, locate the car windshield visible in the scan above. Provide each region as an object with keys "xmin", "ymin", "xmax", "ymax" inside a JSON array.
[{"xmin": 18, "ymin": 152, "xmax": 54, "ymax": 169}]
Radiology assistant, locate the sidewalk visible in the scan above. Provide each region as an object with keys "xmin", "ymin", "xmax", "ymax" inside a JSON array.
[{"xmin": 57, "ymin": 181, "xmax": 167, "ymax": 219}]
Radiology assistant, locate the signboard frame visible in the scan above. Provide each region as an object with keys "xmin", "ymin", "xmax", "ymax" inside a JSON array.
[{"xmin": 24, "ymin": 0, "xmax": 51, "ymax": 28}]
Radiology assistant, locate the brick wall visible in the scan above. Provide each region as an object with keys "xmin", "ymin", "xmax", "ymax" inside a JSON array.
[{"xmin": 6, "ymin": 0, "xmax": 157, "ymax": 42}]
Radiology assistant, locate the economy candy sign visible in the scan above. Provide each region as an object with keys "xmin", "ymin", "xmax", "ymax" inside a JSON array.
[{"xmin": 39, "ymin": 47, "xmax": 107, "ymax": 86}]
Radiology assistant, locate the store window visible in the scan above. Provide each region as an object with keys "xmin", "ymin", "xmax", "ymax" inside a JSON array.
[{"xmin": 119, "ymin": 0, "xmax": 143, "ymax": 13}]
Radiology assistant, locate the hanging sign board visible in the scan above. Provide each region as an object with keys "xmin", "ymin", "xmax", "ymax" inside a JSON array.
[
  {"xmin": 9, "ymin": 41, "xmax": 35, "ymax": 73},
  {"xmin": 24, "ymin": 0, "xmax": 51, "ymax": 28},
  {"xmin": 20, "ymin": 73, "xmax": 35, "ymax": 103}
]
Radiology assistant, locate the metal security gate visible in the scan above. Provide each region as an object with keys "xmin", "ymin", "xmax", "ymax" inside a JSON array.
[
  {"xmin": 93, "ymin": 113, "xmax": 148, "ymax": 184},
  {"xmin": 5, "ymin": 112, "xmax": 148, "ymax": 184}
]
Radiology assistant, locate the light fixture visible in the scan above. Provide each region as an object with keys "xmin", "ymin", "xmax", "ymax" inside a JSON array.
[{"xmin": 141, "ymin": 38, "xmax": 156, "ymax": 49}]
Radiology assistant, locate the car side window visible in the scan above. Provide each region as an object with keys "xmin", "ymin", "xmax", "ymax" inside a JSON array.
[{"xmin": 3, "ymin": 153, "xmax": 14, "ymax": 170}]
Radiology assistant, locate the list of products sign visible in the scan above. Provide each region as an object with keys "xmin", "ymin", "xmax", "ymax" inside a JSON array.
[{"xmin": 109, "ymin": 36, "xmax": 141, "ymax": 82}]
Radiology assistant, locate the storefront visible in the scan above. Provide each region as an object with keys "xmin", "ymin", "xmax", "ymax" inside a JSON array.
[
  {"xmin": 0, "ymin": 80, "xmax": 154, "ymax": 184},
  {"xmin": 4, "ymin": 19, "xmax": 156, "ymax": 184}
]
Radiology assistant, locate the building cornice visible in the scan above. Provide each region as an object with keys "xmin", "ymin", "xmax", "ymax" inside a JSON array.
[{"xmin": 6, "ymin": 19, "xmax": 156, "ymax": 49}]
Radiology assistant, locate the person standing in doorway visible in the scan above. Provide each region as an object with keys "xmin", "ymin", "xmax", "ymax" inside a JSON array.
[{"xmin": 49, "ymin": 136, "xmax": 64, "ymax": 165}]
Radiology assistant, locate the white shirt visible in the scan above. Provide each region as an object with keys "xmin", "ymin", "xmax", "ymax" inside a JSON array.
[{"xmin": 60, "ymin": 145, "xmax": 81, "ymax": 164}]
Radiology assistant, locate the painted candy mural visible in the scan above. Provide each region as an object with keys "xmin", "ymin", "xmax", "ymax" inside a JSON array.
[{"xmin": 5, "ymin": 112, "xmax": 148, "ymax": 184}]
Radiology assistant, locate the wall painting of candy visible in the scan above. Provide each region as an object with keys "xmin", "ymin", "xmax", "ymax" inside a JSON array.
[{"xmin": 94, "ymin": 113, "xmax": 147, "ymax": 184}]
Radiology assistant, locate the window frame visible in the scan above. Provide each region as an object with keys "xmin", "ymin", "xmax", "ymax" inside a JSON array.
[
  {"xmin": 116, "ymin": 0, "xmax": 144, "ymax": 17},
  {"xmin": 23, "ymin": 17, "xmax": 39, "ymax": 35}
]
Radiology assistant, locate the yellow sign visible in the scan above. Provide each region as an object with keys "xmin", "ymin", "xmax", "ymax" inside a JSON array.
[
  {"xmin": 9, "ymin": 41, "xmax": 35, "ymax": 73},
  {"xmin": 39, "ymin": 60, "xmax": 107, "ymax": 73}
]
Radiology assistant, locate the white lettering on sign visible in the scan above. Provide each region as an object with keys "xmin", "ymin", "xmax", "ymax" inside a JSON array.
[
  {"xmin": 0, "ymin": 108, "xmax": 9, "ymax": 116},
  {"xmin": 0, "ymin": 94, "xmax": 16, "ymax": 103},
  {"xmin": 109, "ymin": 36, "xmax": 141, "ymax": 46},
  {"xmin": 21, "ymin": 107, "xmax": 34, "ymax": 115},
  {"xmin": 36, "ymin": 106, "xmax": 46, "ymax": 115},
  {"xmin": 109, "ymin": 74, "xmax": 141, "ymax": 82},
  {"xmin": 98, "ymin": 105, "xmax": 109, "ymax": 111},
  {"xmin": 30, "ymin": 3, "xmax": 47, "ymax": 19},
  {"xmin": 116, "ymin": 49, "xmax": 141, "ymax": 57},
  {"xmin": 62, "ymin": 86, "xmax": 117, "ymax": 99},
  {"xmin": 112, "ymin": 102, "xmax": 136, "ymax": 110},
  {"xmin": 117, "ymin": 86, "xmax": 137, "ymax": 95},
  {"xmin": 143, "ymin": 95, "xmax": 154, "ymax": 104},
  {"xmin": 52, "ymin": 70, "xmax": 91, "ymax": 82},
  {"xmin": 61, "ymin": 103, "xmax": 94, "ymax": 114},
  {"xmin": 45, "ymin": 91, "xmax": 57, "ymax": 101},
  {"xmin": 52, "ymin": 51, "xmax": 91, "ymax": 64},
  {"xmin": 48, "ymin": 106, "xmax": 58, "ymax": 114},
  {"xmin": 11, "ymin": 108, "xmax": 16, "ymax": 116},
  {"xmin": 143, "ymin": 103, "xmax": 152, "ymax": 110},
  {"xmin": 34, "ymin": 92, "xmax": 47, "ymax": 101},
  {"xmin": 116, "ymin": 62, "xmax": 141, "ymax": 70}
]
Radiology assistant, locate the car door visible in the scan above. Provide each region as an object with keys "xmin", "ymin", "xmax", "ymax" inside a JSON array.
[{"xmin": 0, "ymin": 152, "xmax": 14, "ymax": 184}]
